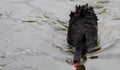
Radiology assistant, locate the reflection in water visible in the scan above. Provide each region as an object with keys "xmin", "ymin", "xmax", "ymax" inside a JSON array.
[
  {"xmin": 77, "ymin": 65, "xmax": 85, "ymax": 70},
  {"xmin": 87, "ymin": 47, "xmax": 101, "ymax": 54},
  {"xmin": 112, "ymin": 18, "xmax": 120, "ymax": 20},
  {"xmin": 88, "ymin": 38, "xmax": 119, "ymax": 56},
  {"xmin": 93, "ymin": 5, "xmax": 104, "ymax": 9},
  {"xmin": 97, "ymin": 0, "xmax": 110, "ymax": 4},
  {"xmin": 66, "ymin": 58, "xmax": 73, "ymax": 65},
  {"xmin": 98, "ymin": 9, "xmax": 107, "ymax": 15},
  {"xmin": 89, "ymin": 56, "xmax": 99, "ymax": 59}
]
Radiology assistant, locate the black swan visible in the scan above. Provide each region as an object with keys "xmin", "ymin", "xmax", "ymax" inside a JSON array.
[{"xmin": 67, "ymin": 4, "xmax": 98, "ymax": 69}]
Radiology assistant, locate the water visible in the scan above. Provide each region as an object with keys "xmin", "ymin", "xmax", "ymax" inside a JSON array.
[{"xmin": 0, "ymin": 0, "xmax": 120, "ymax": 70}]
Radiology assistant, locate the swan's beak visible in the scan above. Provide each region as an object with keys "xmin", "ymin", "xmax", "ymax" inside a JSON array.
[{"xmin": 73, "ymin": 62, "xmax": 79, "ymax": 69}]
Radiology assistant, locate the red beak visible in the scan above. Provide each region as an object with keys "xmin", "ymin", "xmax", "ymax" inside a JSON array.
[{"xmin": 73, "ymin": 62, "xmax": 79, "ymax": 69}]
